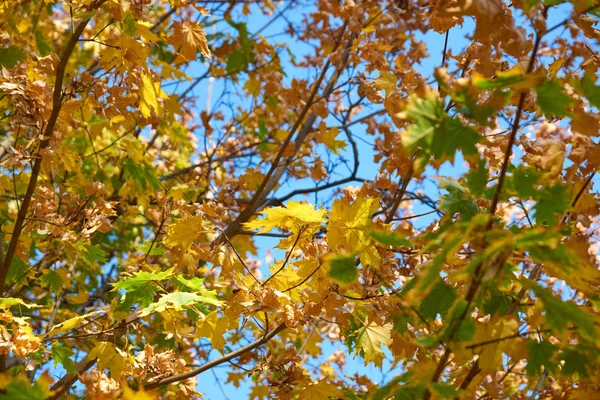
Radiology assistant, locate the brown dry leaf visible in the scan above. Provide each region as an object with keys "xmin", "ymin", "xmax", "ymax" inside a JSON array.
[
  {"xmin": 11, "ymin": 324, "xmax": 41, "ymax": 357},
  {"xmin": 169, "ymin": 20, "xmax": 211, "ymax": 62}
]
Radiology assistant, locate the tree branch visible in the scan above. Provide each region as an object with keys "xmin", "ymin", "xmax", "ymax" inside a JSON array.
[
  {"xmin": 448, "ymin": 7, "xmax": 600, "ymax": 393},
  {"xmin": 487, "ymin": 31, "xmax": 541, "ymax": 220},
  {"xmin": 422, "ymin": 20, "xmax": 546, "ymax": 400},
  {"xmin": 144, "ymin": 322, "xmax": 287, "ymax": 389},
  {"xmin": 48, "ymin": 358, "xmax": 97, "ymax": 400},
  {"xmin": 215, "ymin": 23, "xmax": 356, "ymax": 244},
  {"xmin": 0, "ymin": 0, "xmax": 107, "ymax": 296}
]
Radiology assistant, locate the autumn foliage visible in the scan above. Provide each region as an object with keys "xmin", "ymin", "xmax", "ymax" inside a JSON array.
[{"xmin": 1, "ymin": 0, "xmax": 600, "ymax": 399}]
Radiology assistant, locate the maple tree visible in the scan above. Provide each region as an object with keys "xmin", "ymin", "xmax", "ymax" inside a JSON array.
[{"xmin": 1, "ymin": 0, "xmax": 600, "ymax": 398}]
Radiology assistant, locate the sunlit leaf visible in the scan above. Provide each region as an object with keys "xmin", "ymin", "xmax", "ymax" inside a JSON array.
[
  {"xmin": 349, "ymin": 321, "xmax": 392, "ymax": 367},
  {"xmin": 140, "ymin": 291, "xmax": 221, "ymax": 317}
]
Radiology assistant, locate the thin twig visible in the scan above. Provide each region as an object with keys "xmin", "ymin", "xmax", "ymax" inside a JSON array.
[
  {"xmin": 441, "ymin": 30, "xmax": 450, "ymax": 68},
  {"xmin": 283, "ymin": 263, "xmax": 321, "ymax": 293},
  {"xmin": 262, "ymin": 227, "xmax": 304, "ymax": 286},
  {"xmin": 385, "ymin": 153, "xmax": 416, "ymax": 224},
  {"xmin": 218, "ymin": 229, "xmax": 261, "ymax": 285}
]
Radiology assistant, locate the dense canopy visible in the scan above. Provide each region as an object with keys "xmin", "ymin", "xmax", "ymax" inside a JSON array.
[{"xmin": 1, "ymin": 0, "xmax": 600, "ymax": 399}]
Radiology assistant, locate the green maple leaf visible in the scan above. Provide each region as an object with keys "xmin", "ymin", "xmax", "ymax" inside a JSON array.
[
  {"xmin": 225, "ymin": 19, "xmax": 254, "ymax": 74},
  {"xmin": 511, "ymin": 165, "xmax": 541, "ymax": 199},
  {"xmin": 525, "ymin": 281, "xmax": 597, "ymax": 340},
  {"xmin": 174, "ymin": 276, "xmax": 222, "ymax": 306},
  {"xmin": 401, "ymin": 91, "xmax": 479, "ymax": 170},
  {"xmin": 140, "ymin": 291, "xmax": 223, "ymax": 316},
  {"xmin": 34, "ymin": 30, "xmax": 52, "ymax": 56},
  {"xmin": 450, "ymin": 87, "xmax": 497, "ymax": 124},
  {"xmin": 51, "ymin": 343, "xmax": 76, "ymax": 373},
  {"xmin": 327, "ymin": 254, "xmax": 358, "ymax": 284},
  {"xmin": 526, "ymin": 340, "xmax": 557, "ymax": 376},
  {"xmin": 514, "ymin": 228, "xmax": 560, "ymax": 250},
  {"xmin": 436, "ymin": 177, "xmax": 479, "ymax": 220},
  {"xmin": 122, "ymin": 159, "xmax": 160, "ymax": 191},
  {"xmin": 577, "ymin": 75, "xmax": 600, "ymax": 108},
  {"xmin": 392, "ymin": 386, "xmax": 427, "ymax": 400},
  {"xmin": 0, "ymin": 375, "xmax": 51, "ymax": 400},
  {"xmin": 439, "ymin": 298, "xmax": 476, "ymax": 343},
  {"xmin": 430, "ymin": 383, "xmax": 460, "ymax": 399},
  {"xmin": 533, "ymin": 183, "xmax": 570, "ymax": 225},
  {"xmin": 419, "ymin": 279, "xmax": 457, "ymax": 320},
  {"xmin": 113, "ymin": 269, "xmax": 174, "ymax": 291},
  {"xmin": 41, "ymin": 270, "xmax": 63, "ymax": 293},
  {"xmin": 474, "ymin": 69, "xmax": 528, "ymax": 90},
  {"xmin": 535, "ymin": 80, "xmax": 572, "ymax": 118},
  {"xmin": 483, "ymin": 292, "xmax": 511, "ymax": 316},
  {"xmin": 0, "ymin": 46, "xmax": 26, "ymax": 68},
  {"xmin": 113, "ymin": 269, "xmax": 174, "ymax": 308},
  {"xmin": 465, "ymin": 158, "xmax": 489, "ymax": 198},
  {"xmin": 559, "ymin": 348, "xmax": 591, "ymax": 377}
]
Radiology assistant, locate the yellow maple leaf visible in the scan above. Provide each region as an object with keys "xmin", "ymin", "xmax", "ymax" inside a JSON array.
[
  {"xmin": 139, "ymin": 71, "xmax": 166, "ymax": 118},
  {"xmin": 352, "ymin": 320, "xmax": 392, "ymax": 367},
  {"xmin": 326, "ymin": 196, "xmax": 381, "ymax": 268},
  {"xmin": 88, "ymin": 341, "xmax": 128, "ymax": 380},
  {"xmin": 169, "ymin": 20, "xmax": 211, "ymax": 62},
  {"xmin": 0, "ymin": 298, "xmax": 39, "ymax": 309},
  {"xmin": 301, "ymin": 380, "xmax": 342, "ymax": 399},
  {"xmin": 302, "ymin": 327, "xmax": 324, "ymax": 358},
  {"xmin": 471, "ymin": 317, "xmax": 519, "ymax": 376},
  {"xmin": 373, "ymin": 70, "xmax": 397, "ymax": 97},
  {"xmin": 316, "ymin": 123, "xmax": 346, "ymax": 155},
  {"xmin": 568, "ymin": 387, "xmax": 600, "ymax": 400},
  {"xmin": 250, "ymin": 385, "xmax": 270, "ymax": 400},
  {"xmin": 226, "ymin": 372, "xmax": 246, "ymax": 388},
  {"xmin": 165, "ymin": 215, "xmax": 206, "ymax": 249},
  {"xmin": 243, "ymin": 76, "xmax": 261, "ymax": 96},
  {"xmin": 244, "ymin": 200, "xmax": 327, "ymax": 234},
  {"xmin": 136, "ymin": 21, "xmax": 160, "ymax": 44},
  {"xmin": 43, "ymin": 310, "xmax": 102, "ymax": 338},
  {"xmin": 122, "ymin": 385, "xmax": 158, "ymax": 400},
  {"xmin": 408, "ymin": 357, "xmax": 437, "ymax": 382},
  {"xmin": 195, "ymin": 311, "xmax": 228, "ymax": 352},
  {"xmin": 295, "ymin": 259, "xmax": 329, "ymax": 300},
  {"xmin": 64, "ymin": 289, "xmax": 89, "ymax": 304},
  {"xmin": 159, "ymin": 60, "xmax": 192, "ymax": 81}
]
